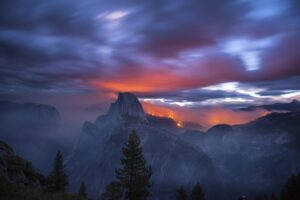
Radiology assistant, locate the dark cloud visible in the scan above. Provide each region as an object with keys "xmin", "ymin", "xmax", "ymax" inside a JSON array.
[
  {"xmin": 129, "ymin": 0, "xmax": 250, "ymax": 57},
  {"xmin": 253, "ymin": 76, "xmax": 300, "ymax": 96},
  {"xmin": 0, "ymin": 0, "xmax": 102, "ymax": 40},
  {"xmin": 138, "ymin": 89, "xmax": 243, "ymax": 101},
  {"xmin": 0, "ymin": 0, "xmax": 299, "ymax": 110},
  {"xmin": 260, "ymin": 33, "xmax": 300, "ymax": 78}
]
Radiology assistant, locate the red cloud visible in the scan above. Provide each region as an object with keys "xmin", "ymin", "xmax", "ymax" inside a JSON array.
[{"xmin": 90, "ymin": 53, "xmax": 247, "ymax": 94}]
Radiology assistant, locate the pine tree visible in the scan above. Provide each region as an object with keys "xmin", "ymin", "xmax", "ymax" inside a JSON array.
[
  {"xmin": 238, "ymin": 195, "xmax": 247, "ymax": 200},
  {"xmin": 47, "ymin": 151, "xmax": 68, "ymax": 193},
  {"xmin": 190, "ymin": 182, "xmax": 205, "ymax": 200},
  {"xmin": 270, "ymin": 192, "xmax": 278, "ymax": 200},
  {"xmin": 176, "ymin": 186, "xmax": 188, "ymax": 200},
  {"xmin": 256, "ymin": 194, "xmax": 271, "ymax": 200},
  {"xmin": 115, "ymin": 130, "xmax": 152, "ymax": 200},
  {"xmin": 101, "ymin": 181, "xmax": 123, "ymax": 200},
  {"xmin": 281, "ymin": 174, "xmax": 300, "ymax": 200},
  {"xmin": 255, "ymin": 196, "xmax": 263, "ymax": 200},
  {"xmin": 269, "ymin": 193, "xmax": 278, "ymax": 200},
  {"xmin": 263, "ymin": 194, "xmax": 269, "ymax": 200},
  {"xmin": 79, "ymin": 181, "xmax": 87, "ymax": 198}
]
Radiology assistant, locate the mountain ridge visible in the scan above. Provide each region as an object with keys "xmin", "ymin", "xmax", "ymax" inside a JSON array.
[
  {"xmin": 239, "ymin": 99, "xmax": 300, "ymax": 112},
  {"xmin": 67, "ymin": 92, "xmax": 218, "ymax": 199},
  {"xmin": 1, "ymin": 95, "xmax": 300, "ymax": 200}
]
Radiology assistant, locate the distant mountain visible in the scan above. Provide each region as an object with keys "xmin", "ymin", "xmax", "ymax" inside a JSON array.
[
  {"xmin": 0, "ymin": 101, "xmax": 65, "ymax": 173},
  {"xmin": 0, "ymin": 101, "xmax": 60, "ymax": 127},
  {"xmin": 206, "ymin": 124, "xmax": 234, "ymax": 134},
  {"xmin": 147, "ymin": 115, "xmax": 177, "ymax": 128},
  {"xmin": 180, "ymin": 124, "xmax": 240, "ymax": 157},
  {"xmin": 237, "ymin": 111, "xmax": 300, "ymax": 133},
  {"xmin": 183, "ymin": 121, "xmax": 205, "ymax": 131},
  {"xmin": 236, "ymin": 111, "xmax": 300, "ymax": 149},
  {"xmin": 66, "ymin": 93, "xmax": 218, "ymax": 199},
  {"xmin": 180, "ymin": 111, "xmax": 300, "ymax": 152},
  {"xmin": 2, "ymin": 96, "xmax": 299, "ymax": 200},
  {"xmin": 179, "ymin": 111, "xmax": 300, "ymax": 199},
  {"xmin": 147, "ymin": 115, "xmax": 204, "ymax": 132},
  {"xmin": 240, "ymin": 99, "xmax": 300, "ymax": 112}
]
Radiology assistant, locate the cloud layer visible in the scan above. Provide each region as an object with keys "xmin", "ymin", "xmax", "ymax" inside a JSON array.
[{"xmin": 0, "ymin": 0, "xmax": 300, "ymax": 126}]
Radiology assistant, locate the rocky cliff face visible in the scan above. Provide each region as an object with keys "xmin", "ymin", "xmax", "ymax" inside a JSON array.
[
  {"xmin": 67, "ymin": 93, "xmax": 218, "ymax": 199},
  {"xmin": 108, "ymin": 92, "xmax": 147, "ymax": 121}
]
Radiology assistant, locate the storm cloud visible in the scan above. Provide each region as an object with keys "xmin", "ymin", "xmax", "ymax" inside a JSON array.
[{"xmin": 0, "ymin": 0, "xmax": 300, "ymax": 115}]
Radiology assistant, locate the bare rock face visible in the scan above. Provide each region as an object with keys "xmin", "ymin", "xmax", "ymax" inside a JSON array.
[{"xmin": 108, "ymin": 92, "xmax": 147, "ymax": 121}]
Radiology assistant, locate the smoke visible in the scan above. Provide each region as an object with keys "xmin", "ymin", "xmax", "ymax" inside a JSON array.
[{"xmin": 142, "ymin": 102, "xmax": 269, "ymax": 129}]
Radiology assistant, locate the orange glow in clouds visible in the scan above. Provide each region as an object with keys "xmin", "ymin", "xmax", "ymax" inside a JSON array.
[
  {"xmin": 96, "ymin": 73, "xmax": 184, "ymax": 93},
  {"xmin": 91, "ymin": 68, "xmax": 200, "ymax": 93},
  {"xmin": 142, "ymin": 102, "xmax": 270, "ymax": 129},
  {"xmin": 89, "ymin": 67, "xmax": 270, "ymax": 128}
]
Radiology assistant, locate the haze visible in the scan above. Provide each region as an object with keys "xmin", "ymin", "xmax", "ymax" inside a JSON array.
[{"xmin": 0, "ymin": 0, "xmax": 300, "ymax": 128}]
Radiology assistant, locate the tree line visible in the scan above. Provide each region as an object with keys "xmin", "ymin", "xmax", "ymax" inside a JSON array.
[
  {"xmin": 253, "ymin": 173, "xmax": 300, "ymax": 200},
  {"xmin": 176, "ymin": 182, "xmax": 205, "ymax": 200},
  {"xmin": 42, "ymin": 130, "xmax": 300, "ymax": 200}
]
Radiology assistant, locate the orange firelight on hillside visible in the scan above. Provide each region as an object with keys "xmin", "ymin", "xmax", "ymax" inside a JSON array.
[
  {"xmin": 176, "ymin": 122, "xmax": 183, "ymax": 128},
  {"xmin": 141, "ymin": 101, "xmax": 270, "ymax": 129},
  {"xmin": 142, "ymin": 102, "xmax": 184, "ymax": 128}
]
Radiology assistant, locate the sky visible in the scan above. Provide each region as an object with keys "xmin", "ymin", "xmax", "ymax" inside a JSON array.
[{"xmin": 0, "ymin": 0, "xmax": 300, "ymax": 128}]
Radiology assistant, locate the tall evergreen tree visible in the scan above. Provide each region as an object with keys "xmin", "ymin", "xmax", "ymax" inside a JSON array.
[
  {"xmin": 281, "ymin": 174, "xmax": 300, "ymax": 200},
  {"xmin": 101, "ymin": 181, "xmax": 123, "ymax": 200},
  {"xmin": 190, "ymin": 182, "xmax": 205, "ymax": 200},
  {"xmin": 47, "ymin": 151, "xmax": 68, "ymax": 193},
  {"xmin": 255, "ymin": 196, "xmax": 263, "ymax": 200},
  {"xmin": 269, "ymin": 193, "xmax": 278, "ymax": 200},
  {"xmin": 115, "ymin": 130, "xmax": 152, "ymax": 200},
  {"xmin": 255, "ymin": 195, "xmax": 268, "ymax": 200},
  {"xmin": 238, "ymin": 195, "xmax": 247, "ymax": 200},
  {"xmin": 256, "ymin": 193, "xmax": 278, "ymax": 200},
  {"xmin": 79, "ymin": 181, "xmax": 87, "ymax": 198},
  {"xmin": 176, "ymin": 186, "xmax": 188, "ymax": 200}
]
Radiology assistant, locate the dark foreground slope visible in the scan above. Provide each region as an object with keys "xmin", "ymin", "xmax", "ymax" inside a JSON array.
[{"xmin": 0, "ymin": 140, "xmax": 85, "ymax": 200}]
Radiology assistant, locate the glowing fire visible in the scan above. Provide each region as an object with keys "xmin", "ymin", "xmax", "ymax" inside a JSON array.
[
  {"xmin": 176, "ymin": 122, "xmax": 183, "ymax": 128},
  {"xmin": 142, "ymin": 102, "xmax": 184, "ymax": 128},
  {"xmin": 142, "ymin": 101, "xmax": 270, "ymax": 129}
]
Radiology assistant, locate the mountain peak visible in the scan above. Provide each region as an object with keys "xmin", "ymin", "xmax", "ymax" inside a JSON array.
[
  {"xmin": 207, "ymin": 124, "xmax": 234, "ymax": 135},
  {"xmin": 108, "ymin": 92, "xmax": 147, "ymax": 120},
  {"xmin": 291, "ymin": 99, "xmax": 299, "ymax": 104}
]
